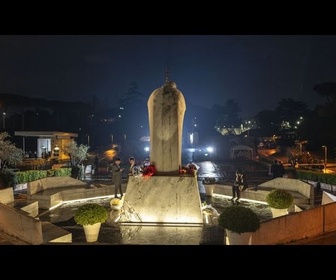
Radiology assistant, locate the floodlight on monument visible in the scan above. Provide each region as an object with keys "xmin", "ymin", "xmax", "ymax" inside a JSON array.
[{"xmin": 144, "ymin": 147, "xmax": 149, "ymax": 152}]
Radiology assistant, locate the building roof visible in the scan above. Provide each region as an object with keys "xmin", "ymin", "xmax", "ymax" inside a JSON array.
[{"xmin": 14, "ymin": 131, "xmax": 78, "ymax": 138}]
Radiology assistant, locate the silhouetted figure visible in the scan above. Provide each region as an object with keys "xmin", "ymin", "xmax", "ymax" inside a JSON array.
[
  {"xmin": 278, "ymin": 160, "xmax": 285, "ymax": 177},
  {"xmin": 111, "ymin": 158, "xmax": 124, "ymax": 198},
  {"xmin": 270, "ymin": 160, "xmax": 280, "ymax": 179},
  {"xmin": 231, "ymin": 169, "xmax": 247, "ymax": 202}
]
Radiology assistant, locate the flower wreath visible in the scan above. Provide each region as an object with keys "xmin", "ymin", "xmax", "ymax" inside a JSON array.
[
  {"xmin": 179, "ymin": 163, "xmax": 198, "ymax": 176},
  {"xmin": 142, "ymin": 164, "xmax": 157, "ymax": 178}
]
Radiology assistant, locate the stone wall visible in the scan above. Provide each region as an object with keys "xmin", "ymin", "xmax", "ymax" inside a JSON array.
[
  {"xmin": 27, "ymin": 176, "xmax": 88, "ymax": 195},
  {"xmin": 252, "ymin": 201, "xmax": 336, "ymax": 244},
  {"xmin": 0, "ymin": 202, "xmax": 43, "ymax": 245},
  {"xmin": 258, "ymin": 177, "xmax": 314, "ymax": 207}
]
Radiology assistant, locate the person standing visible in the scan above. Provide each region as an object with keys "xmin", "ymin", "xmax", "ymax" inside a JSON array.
[
  {"xmin": 128, "ymin": 157, "xmax": 136, "ymax": 177},
  {"xmin": 111, "ymin": 157, "xmax": 124, "ymax": 198},
  {"xmin": 278, "ymin": 160, "xmax": 286, "ymax": 177},
  {"xmin": 127, "ymin": 156, "xmax": 141, "ymax": 181},
  {"xmin": 270, "ymin": 159, "xmax": 280, "ymax": 179},
  {"xmin": 231, "ymin": 169, "xmax": 246, "ymax": 202}
]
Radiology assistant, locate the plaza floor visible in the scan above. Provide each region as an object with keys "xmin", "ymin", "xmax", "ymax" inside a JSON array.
[
  {"xmin": 37, "ymin": 193, "xmax": 272, "ymax": 245},
  {"xmin": 1, "ymin": 159, "xmax": 336, "ymax": 245}
]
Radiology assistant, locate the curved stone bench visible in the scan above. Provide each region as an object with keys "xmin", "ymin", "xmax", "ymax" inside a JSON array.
[
  {"xmin": 27, "ymin": 177, "xmax": 127, "ymax": 209},
  {"xmin": 205, "ymin": 177, "xmax": 314, "ymax": 210},
  {"xmin": 30, "ymin": 184, "xmax": 115, "ymax": 209}
]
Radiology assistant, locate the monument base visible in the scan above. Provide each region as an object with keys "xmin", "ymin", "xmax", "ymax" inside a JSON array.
[{"xmin": 122, "ymin": 175, "xmax": 203, "ymax": 224}]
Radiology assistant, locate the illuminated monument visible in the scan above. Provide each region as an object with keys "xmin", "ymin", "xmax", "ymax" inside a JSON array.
[{"xmin": 123, "ymin": 78, "xmax": 203, "ymax": 224}]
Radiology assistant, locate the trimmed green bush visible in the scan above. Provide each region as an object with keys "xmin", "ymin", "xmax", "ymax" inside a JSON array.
[
  {"xmin": 14, "ymin": 167, "xmax": 72, "ymax": 185},
  {"xmin": 218, "ymin": 206, "xmax": 260, "ymax": 234},
  {"xmin": 74, "ymin": 203, "xmax": 108, "ymax": 226},
  {"xmin": 266, "ymin": 189, "xmax": 293, "ymax": 209}
]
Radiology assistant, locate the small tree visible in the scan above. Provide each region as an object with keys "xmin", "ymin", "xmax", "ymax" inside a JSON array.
[
  {"xmin": 63, "ymin": 141, "xmax": 90, "ymax": 179},
  {"xmin": 0, "ymin": 132, "xmax": 24, "ymax": 171},
  {"xmin": 63, "ymin": 141, "xmax": 89, "ymax": 166}
]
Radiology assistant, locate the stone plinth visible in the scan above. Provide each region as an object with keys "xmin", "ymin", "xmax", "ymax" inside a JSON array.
[{"xmin": 123, "ymin": 175, "xmax": 203, "ymax": 224}]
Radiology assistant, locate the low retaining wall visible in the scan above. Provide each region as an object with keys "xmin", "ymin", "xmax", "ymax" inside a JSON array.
[
  {"xmin": 252, "ymin": 201, "xmax": 336, "ymax": 244},
  {"xmin": 0, "ymin": 187, "xmax": 39, "ymax": 217},
  {"xmin": 0, "ymin": 202, "xmax": 43, "ymax": 245},
  {"xmin": 31, "ymin": 185, "xmax": 115, "ymax": 209},
  {"xmin": 0, "ymin": 187, "xmax": 14, "ymax": 204},
  {"xmin": 258, "ymin": 177, "xmax": 314, "ymax": 207},
  {"xmin": 27, "ymin": 176, "xmax": 88, "ymax": 196},
  {"xmin": 212, "ymin": 183, "xmax": 311, "ymax": 209}
]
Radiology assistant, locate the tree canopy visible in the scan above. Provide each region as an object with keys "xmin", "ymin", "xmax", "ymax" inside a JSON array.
[{"xmin": 0, "ymin": 132, "xmax": 24, "ymax": 171}]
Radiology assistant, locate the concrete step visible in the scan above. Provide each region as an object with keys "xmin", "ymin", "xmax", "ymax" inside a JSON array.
[{"xmin": 42, "ymin": 221, "xmax": 72, "ymax": 244}]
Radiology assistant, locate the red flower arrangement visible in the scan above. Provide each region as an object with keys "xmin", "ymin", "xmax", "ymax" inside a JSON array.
[
  {"xmin": 179, "ymin": 163, "xmax": 198, "ymax": 176},
  {"xmin": 142, "ymin": 164, "xmax": 157, "ymax": 178}
]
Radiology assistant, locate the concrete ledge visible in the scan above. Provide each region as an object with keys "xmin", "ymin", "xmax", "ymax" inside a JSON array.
[
  {"xmin": 27, "ymin": 176, "xmax": 88, "ymax": 195},
  {"xmin": 259, "ymin": 177, "xmax": 314, "ymax": 206},
  {"xmin": 1, "ymin": 187, "xmax": 39, "ymax": 217},
  {"xmin": 213, "ymin": 183, "xmax": 311, "ymax": 208},
  {"xmin": 252, "ymin": 201, "xmax": 336, "ymax": 245},
  {"xmin": 12, "ymin": 200, "xmax": 39, "ymax": 217},
  {"xmin": 0, "ymin": 202, "xmax": 43, "ymax": 245},
  {"xmin": 0, "ymin": 187, "xmax": 14, "ymax": 204},
  {"xmin": 29, "ymin": 184, "xmax": 116, "ymax": 209},
  {"xmin": 42, "ymin": 221, "xmax": 72, "ymax": 243}
]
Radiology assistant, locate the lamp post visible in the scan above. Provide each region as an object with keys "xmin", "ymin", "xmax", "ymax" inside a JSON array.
[{"xmin": 322, "ymin": 145, "xmax": 327, "ymax": 173}]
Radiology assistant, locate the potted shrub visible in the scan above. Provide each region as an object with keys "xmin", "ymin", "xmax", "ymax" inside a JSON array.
[
  {"xmin": 74, "ymin": 203, "xmax": 108, "ymax": 242},
  {"xmin": 266, "ymin": 188, "xmax": 293, "ymax": 218},
  {"xmin": 218, "ymin": 205, "xmax": 260, "ymax": 245}
]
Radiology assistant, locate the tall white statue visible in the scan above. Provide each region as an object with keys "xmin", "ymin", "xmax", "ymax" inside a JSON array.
[{"xmin": 147, "ymin": 80, "xmax": 186, "ymax": 173}]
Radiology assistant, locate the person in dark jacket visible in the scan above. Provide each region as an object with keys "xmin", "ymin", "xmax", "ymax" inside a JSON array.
[
  {"xmin": 231, "ymin": 169, "xmax": 247, "ymax": 202},
  {"xmin": 270, "ymin": 159, "xmax": 280, "ymax": 179},
  {"xmin": 111, "ymin": 157, "xmax": 124, "ymax": 198}
]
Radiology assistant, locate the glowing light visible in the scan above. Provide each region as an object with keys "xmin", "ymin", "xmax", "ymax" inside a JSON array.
[{"xmin": 206, "ymin": 147, "xmax": 213, "ymax": 153}]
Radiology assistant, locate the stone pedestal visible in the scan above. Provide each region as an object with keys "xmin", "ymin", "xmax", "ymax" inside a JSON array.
[{"xmin": 123, "ymin": 175, "xmax": 203, "ymax": 224}]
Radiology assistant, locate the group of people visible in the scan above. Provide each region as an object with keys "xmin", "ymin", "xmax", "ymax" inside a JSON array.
[
  {"xmin": 110, "ymin": 157, "xmax": 250, "ymax": 203},
  {"xmin": 109, "ymin": 157, "xmax": 141, "ymax": 198}
]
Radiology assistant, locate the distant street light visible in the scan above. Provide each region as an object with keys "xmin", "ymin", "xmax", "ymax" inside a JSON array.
[
  {"xmin": 322, "ymin": 145, "xmax": 327, "ymax": 173},
  {"xmin": 2, "ymin": 112, "xmax": 6, "ymax": 129}
]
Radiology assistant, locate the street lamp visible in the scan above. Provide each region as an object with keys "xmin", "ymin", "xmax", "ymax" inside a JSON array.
[{"xmin": 322, "ymin": 145, "xmax": 327, "ymax": 173}]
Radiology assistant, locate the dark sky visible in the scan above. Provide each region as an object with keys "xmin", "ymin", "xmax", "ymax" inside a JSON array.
[{"xmin": 0, "ymin": 35, "xmax": 335, "ymax": 117}]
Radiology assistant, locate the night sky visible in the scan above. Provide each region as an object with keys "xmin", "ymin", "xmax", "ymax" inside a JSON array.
[{"xmin": 0, "ymin": 35, "xmax": 335, "ymax": 117}]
